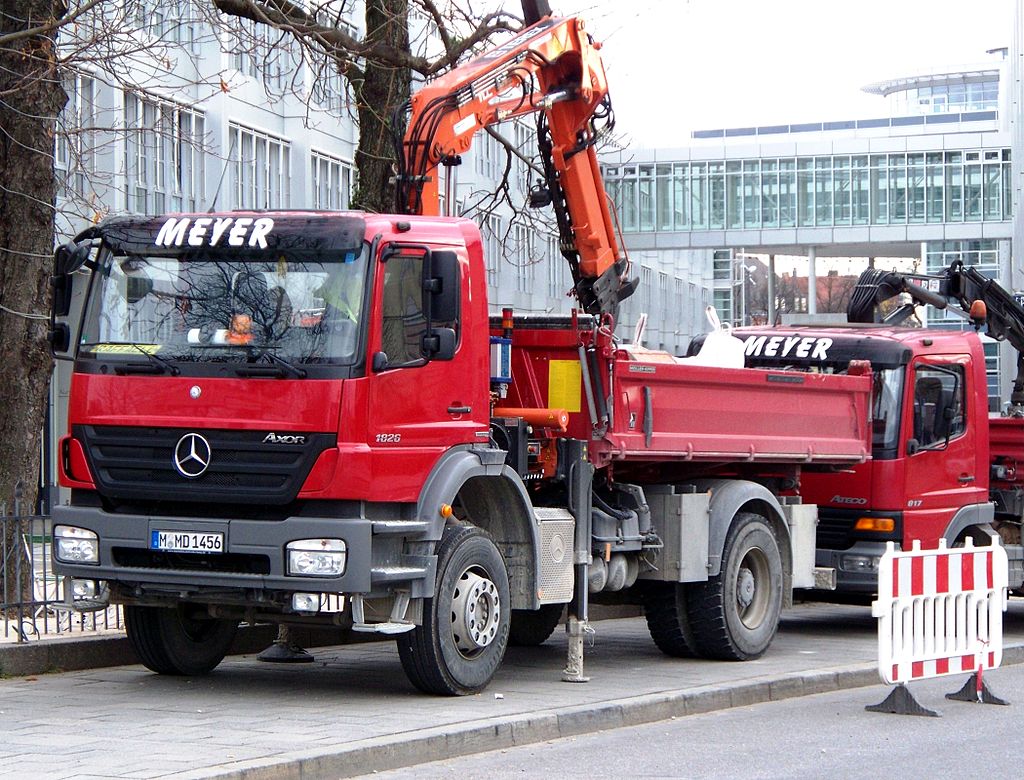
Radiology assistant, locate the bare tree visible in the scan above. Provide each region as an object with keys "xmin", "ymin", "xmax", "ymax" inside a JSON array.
[{"xmin": 207, "ymin": 0, "xmax": 520, "ymax": 212}]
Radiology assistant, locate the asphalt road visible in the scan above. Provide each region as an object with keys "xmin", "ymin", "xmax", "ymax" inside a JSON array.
[
  {"xmin": 367, "ymin": 657, "xmax": 1024, "ymax": 779},
  {"xmin": 2, "ymin": 600, "xmax": 1023, "ymax": 779}
]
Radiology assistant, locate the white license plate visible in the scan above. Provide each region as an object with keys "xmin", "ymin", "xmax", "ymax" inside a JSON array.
[{"xmin": 150, "ymin": 530, "xmax": 224, "ymax": 554}]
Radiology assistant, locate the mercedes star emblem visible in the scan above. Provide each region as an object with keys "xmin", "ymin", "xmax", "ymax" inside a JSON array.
[{"xmin": 173, "ymin": 433, "xmax": 211, "ymax": 478}]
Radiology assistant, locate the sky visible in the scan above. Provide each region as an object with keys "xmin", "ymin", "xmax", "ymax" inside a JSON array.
[{"xmin": 542, "ymin": 0, "xmax": 1011, "ymax": 147}]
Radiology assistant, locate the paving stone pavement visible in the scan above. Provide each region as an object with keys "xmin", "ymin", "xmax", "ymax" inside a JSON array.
[{"xmin": 2, "ymin": 601, "xmax": 1023, "ymax": 779}]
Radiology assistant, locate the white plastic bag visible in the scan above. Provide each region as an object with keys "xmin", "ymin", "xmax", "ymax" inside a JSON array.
[{"xmin": 677, "ymin": 306, "xmax": 746, "ymax": 369}]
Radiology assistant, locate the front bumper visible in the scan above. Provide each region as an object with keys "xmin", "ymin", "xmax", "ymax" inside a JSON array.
[
  {"xmin": 52, "ymin": 504, "xmax": 375, "ymax": 599},
  {"xmin": 815, "ymin": 541, "xmax": 890, "ymax": 593}
]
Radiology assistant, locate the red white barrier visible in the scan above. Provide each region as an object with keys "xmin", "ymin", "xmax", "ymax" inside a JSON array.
[{"xmin": 872, "ymin": 538, "xmax": 1008, "ymax": 686}]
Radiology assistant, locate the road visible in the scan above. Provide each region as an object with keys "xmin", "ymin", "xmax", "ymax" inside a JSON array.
[
  {"xmin": 366, "ymin": 660, "xmax": 1024, "ymax": 779},
  {"xmin": 1, "ymin": 601, "xmax": 1023, "ymax": 778}
]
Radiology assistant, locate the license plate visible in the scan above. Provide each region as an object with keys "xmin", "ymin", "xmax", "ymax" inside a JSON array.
[{"xmin": 150, "ymin": 530, "xmax": 224, "ymax": 554}]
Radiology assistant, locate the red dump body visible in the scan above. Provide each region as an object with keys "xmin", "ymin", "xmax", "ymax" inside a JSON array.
[
  {"xmin": 990, "ymin": 416, "xmax": 1024, "ymax": 490},
  {"xmin": 495, "ymin": 319, "xmax": 872, "ymax": 473}
]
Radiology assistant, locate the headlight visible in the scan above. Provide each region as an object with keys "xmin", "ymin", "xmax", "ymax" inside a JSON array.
[
  {"xmin": 839, "ymin": 554, "xmax": 879, "ymax": 573},
  {"xmin": 54, "ymin": 525, "xmax": 99, "ymax": 564},
  {"xmin": 286, "ymin": 538, "xmax": 347, "ymax": 577}
]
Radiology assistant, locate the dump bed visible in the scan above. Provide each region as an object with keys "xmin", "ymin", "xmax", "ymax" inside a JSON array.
[
  {"xmin": 495, "ymin": 318, "xmax": 872, "ymax": 470},
  {"xmin": 595, "ymin": 356, "xmax": 871, "ymax": 467},
  {"xmin": 990, "ymin": 415, "xmax": 1024, "ymax": 487}
]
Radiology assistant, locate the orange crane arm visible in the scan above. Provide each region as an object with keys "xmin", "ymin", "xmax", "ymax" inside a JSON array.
[{"xmin": 394, "ymin": 12, "xmax": 635, "ymax": 318}]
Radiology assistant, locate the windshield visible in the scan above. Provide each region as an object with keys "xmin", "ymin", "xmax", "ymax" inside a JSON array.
[
  {"xmin": 78, "ymin": 244, "xmax": 369, "ymax": 366},
  {"xmin": 872, "ymin": 367, "xmax": 904, "ymax": 455}
]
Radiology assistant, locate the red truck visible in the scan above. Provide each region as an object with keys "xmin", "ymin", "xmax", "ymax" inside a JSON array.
[
  {"xmin": 46, "ymin": 4, "xmax": 872, "ymax": 695},
  {"xmin": 735, "ymin": 264, "xmax": 1024, "ymax": 597}
]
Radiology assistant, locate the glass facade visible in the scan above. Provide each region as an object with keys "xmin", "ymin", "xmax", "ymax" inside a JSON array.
[
  {"xmin": 603, "ymin": 149, "xmax": 1012, "ymax": 233},
  {"xmin": 891, "ymin": 80, "xmax": 999, "ymax": 115}
]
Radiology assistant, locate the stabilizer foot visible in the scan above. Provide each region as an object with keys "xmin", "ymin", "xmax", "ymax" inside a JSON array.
[
  {"xmin": 257, "ymin": 626, "xmax": 314, "ymax": 664},
  {"xmin": 945, "ymin": 673, "xmax": 1010, "ymax": 705},
  {"xmin": 561, "ymin": 616, "xmax": 590, "ymax": 683},
  {"xmin": 866, "ymin": 684, "xmax": 940, "ymax": 717}
]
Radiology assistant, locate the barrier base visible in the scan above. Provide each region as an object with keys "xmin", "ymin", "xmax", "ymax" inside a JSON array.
[
  {"xmin": 945, "ymin": 673, "xmax": 1010, "ymax": 705},
  {"xmin": 866, "ymin": 684, "xmax": 940, "ymax": 717}
]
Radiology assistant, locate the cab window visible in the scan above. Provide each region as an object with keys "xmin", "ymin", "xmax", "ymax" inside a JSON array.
[{"xmin": 911, "ymin": 365, "xmax": 965, "ymax": 450}]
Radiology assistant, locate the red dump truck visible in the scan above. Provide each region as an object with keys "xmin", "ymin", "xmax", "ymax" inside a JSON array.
[
  {"xmin": 46, "ymin": 3, "xmax": 872, "ymax": 695},
  {"xmin": 735, "ymin": 263, "xmax": 1024, "ymax": 597}
]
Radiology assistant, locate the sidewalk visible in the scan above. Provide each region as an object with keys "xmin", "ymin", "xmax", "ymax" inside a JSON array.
[{"xmin": 2, "ymin": 601, "xmax": 1023, "ymax": 779}]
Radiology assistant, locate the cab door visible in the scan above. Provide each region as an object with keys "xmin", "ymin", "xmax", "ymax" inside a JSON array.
[
  {"xmin": 902, "ymin": 356, "xmax": 986, "ymax": 545},
  {"xmin": 363, "ymin": 243, "xmax": 487, "ymax": 498}
]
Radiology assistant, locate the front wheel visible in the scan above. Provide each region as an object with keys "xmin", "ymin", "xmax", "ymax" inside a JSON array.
[
  {"xmin": 686, "ymin": 512, "xmax": 783, "ymax": 660},
  {"xmin": 397, "ymin": 525, "xmax": 510, "ymax": 695},
  {"xmin": 125, "ymin": 605, "xmax": 239, "ymax": 675}
]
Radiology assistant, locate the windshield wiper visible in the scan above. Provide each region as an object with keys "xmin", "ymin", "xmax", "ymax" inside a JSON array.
[
  {"xmin": 235, "ymin": 348, "xmax": 307, "ymax": 379},
  {"xmin": 113, "ymin": 344, "xmax": 180, "ymax": 376}
]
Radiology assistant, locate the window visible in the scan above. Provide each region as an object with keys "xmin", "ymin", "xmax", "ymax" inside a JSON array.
[
  {"xmin": 911, "ymin": 365, "xmax": 965, "ymax": 451},
  {"xmin": 132, "ymin": 0, "xmax": 200, "ymax": 53},
  {"xmin": 309, "ymin": 15, "xmax": 356, "ymax": 114},
  {"xmin": 125, "ymin": 93, "xmax": 206, "ymax": 213},
  {"xmin": 229, "ymin": 14, "xmax": 296, "ymax": 92},
  {"xmin": 381, "ymin": 254, "xmax": 427, "ymax": 367},
  {"xmin": 311, "ymin": 151, "xmax": 353, "ymax": 209},
  {"xmin": 547, "ymin": 235, "xmax": 563, "ymax": 299},
  {"xmin": 56, "ymin": 71, "xmax": 97, "ymax": 199},
  {"xmin": 514, "ymin": 225, "xmax": 536, "ymax": 294},
  {"xmin": 477, "ymin": 214, "xmax": 502, "ymax": 288},
  {"xmin": 228, "ymin": 124, "xmax": 290, "ymax": 210}
]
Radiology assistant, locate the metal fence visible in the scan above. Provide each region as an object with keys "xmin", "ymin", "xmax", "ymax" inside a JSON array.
[{"xmin": 2, "ymin": 486, "xmax": 122, "ymax": 643}]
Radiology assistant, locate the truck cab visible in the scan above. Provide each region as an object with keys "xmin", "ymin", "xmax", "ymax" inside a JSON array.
[{"xmin": 737, "ymin": 326, "xmax": 991, "ymax": 593}]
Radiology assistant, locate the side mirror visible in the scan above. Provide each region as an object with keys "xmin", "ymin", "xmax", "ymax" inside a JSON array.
[
  {"xmin": 53, "ymin": 241, "xmax": 92, "ymax": 276},
  {"xmin": 906, "ymin": 438, "xmax": 920, "ymax": 456},
  {"xmin": 422, "ymin": 327, "xmax": 456, "ymax": 361},
  {"xmin": 423, "ymin": 250, "xmax": 459, "ymax": 323},
  {"xmin": 48, "ymin": 323, "xmax": 71, "ymax": 353}
]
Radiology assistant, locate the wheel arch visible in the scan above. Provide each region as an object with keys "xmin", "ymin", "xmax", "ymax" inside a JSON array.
[
  {"xmin": 942, "ymin": 501, "xmax": 997, "ymax": 546},
  {"xmin": 418, "ymin": 446, "xmax": 540, "ymax": 610},
  {"xmin": 691, "ymin": 478, "xmax": 793, "ymax": 586}
]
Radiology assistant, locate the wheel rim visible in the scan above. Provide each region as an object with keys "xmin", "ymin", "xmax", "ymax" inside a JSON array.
[
  {"xmin": 735, "ymin": 547, "xmax": 771, "ymax": 629},
  {"xmin": 450, "ymin": 566, "xmax": 501, "ymax": 657}
]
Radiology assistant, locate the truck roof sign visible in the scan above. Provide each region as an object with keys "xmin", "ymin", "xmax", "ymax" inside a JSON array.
[
  {"xmin": 74, "ymin": 213, "xmax": 366, "ymax": 257},
  {"xmin": 155, "ymin": 217, "xmax": 274, "ymax": 249}
]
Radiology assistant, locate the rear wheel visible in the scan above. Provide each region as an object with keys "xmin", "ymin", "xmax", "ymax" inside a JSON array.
[
  {"xmin": 687, "ymin": 512, "xmax": 783, "ymax": 660},
  {"xmin": 125, "ymin": 605, "xmax": 239, "ymax": 675},
  {"xmin": 643, "ymin": 581, "xmax": 700, "ymax": 658},
  {"xmin": 508, "ymin": 603, "xmax": 564, "ymax": 646},
  {"xmin": 397, "ymin": 525, "xmax": 510, "ymax": 695}
]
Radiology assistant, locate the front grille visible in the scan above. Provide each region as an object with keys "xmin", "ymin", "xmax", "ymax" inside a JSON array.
[
  {"xmin": 816, "ymin": 508, "xmax": 903, "ymax": 550},
  {"xmin": 113, "ymin": 547, "xmax": 271, "ymax": 574},
  {"xmin": 816, "ymin": 514, "xmax": 855, "ymax": 549},
  {"xmin": 76, "ymin": 425, "xmax": 335, "ymax": 505}
]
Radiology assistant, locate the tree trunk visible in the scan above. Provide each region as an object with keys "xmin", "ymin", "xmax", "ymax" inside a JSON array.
[
  {"xmin": 350, "ymin": 0, "xmax": 411, "ymax": 213},
  {"xmin": 0, "ymin": 0, "xmax": 67, "ymax": 607}
]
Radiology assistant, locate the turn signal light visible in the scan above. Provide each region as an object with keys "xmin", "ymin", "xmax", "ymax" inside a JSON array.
[{"xmin": 854, "ymin": 517, "xmax": 896, "ymax": 533}]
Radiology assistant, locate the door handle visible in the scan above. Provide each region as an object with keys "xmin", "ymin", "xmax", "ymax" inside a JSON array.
[
  {"xmin": 448, "ymin": 405, "xmax": 472, "ymax": 414},
  {"xmin": 958, "ymin": 474, "xmax": 976, "ymax": 484}
]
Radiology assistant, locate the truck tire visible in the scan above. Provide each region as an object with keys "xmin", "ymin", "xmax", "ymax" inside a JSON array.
[
  {"xmin": 508, "ymin": 604, "xmax": 563, "ymax": 646},
  {"xmin": 124, "ymin": 605, "xmax": 239, "ymax": 675},
  {"xmin": 397, "ymin": 525, "xmax": 510, "ymax": 695},
  {"xmin": 686, "ymin": 512, "xmax": 783, "ymax": 661},
  {"xmin": 642, "ymin": 582, "xmax": 699, "ymax": 658}
]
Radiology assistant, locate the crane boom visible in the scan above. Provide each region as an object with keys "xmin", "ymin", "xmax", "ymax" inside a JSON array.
[
  {"xmin": 394, "ymin": 7, "xmax": 635, "ymax": 319},
  {"xmin": 848, "ymin": 262, "xmax": 1024, "ymax": 411}
]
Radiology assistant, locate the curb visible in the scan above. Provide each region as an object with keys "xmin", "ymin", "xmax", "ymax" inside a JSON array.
[{"xmin": 179, "ymin": 644, "xmax": 1024, "ymax": 780}]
